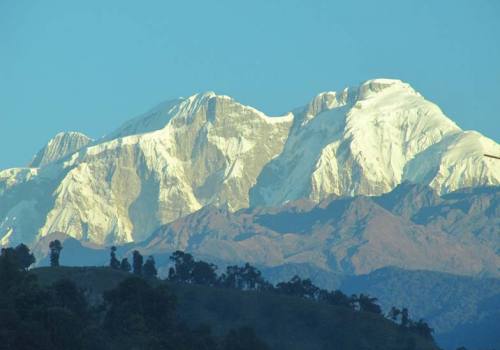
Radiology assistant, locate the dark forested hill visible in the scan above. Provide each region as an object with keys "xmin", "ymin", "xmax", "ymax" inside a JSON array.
[
  {"xmin": 341, "ymin": 267, "xmax": 500, "ymax": 350},
  {"xmin": 31, "ymin": 266, "xmax": 439, "ymax": 350}
]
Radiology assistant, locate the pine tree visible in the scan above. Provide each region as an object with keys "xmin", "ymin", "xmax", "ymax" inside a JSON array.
[
  {"xmin": 132, "ymin": 250, "xmax": 143, "ymax": 275},
  {"xmin": 143, "ymin": 255, "xmax": 158, "ymax": 278},
  {"xmin": 120, "ymin": 258, "xmax": 131, "ymax": 272},
  {"xmin": 49, "ymin": 240, "xmax": 63, "ymax": 267},
  {"xmin": 109, "ymin": 246, "xmax": 120, "ymax": 269}
]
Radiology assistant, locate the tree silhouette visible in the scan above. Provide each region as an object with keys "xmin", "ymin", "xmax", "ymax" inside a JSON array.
[
  {"xmin": 169, "ymin": 250, "xmax": 195, "ymax": 282},
  {"xmin": 319, "ymin": 289, "xmax": 352, "ymax": 309},
  {"xmin": 401, "ymin": 307, "xmax": 410, "ymax": 328},
  {"xmin": 191, "ymin": 260, "xmax": 218, "ymax": 285},
  {"xmin": 109, "ymin": 246, "xmax": 120, "ymax": 269},
  {"xmin": 120, "ymin": 258, "xmax": 131, "ymax": 272},
  {"xmin": 14, "ymin": 243, "xmax": 35, "ymax": 270},
  {"xmin": 276, "ymin": 275, "xmax": 320, "ymax": 299},
  {"xmin": 357, "ymin": 294, "xmax": 382, "ymax": 314},
  {"xmin": 0, "ymin": 254, "xmax": 225, "ymax": 350},
  {"xmin": 387, "ymin": 306, "xmax": 401, "ymax": 322},
  {"xmin": 1, "ymin": 245, "xmax": 437, "ymax": 348},
  {"xmin": 411, "ymin": 319, "xmax": 433, "ymax": 339},
  {"xmin": 168, "ymin": 251, "xmax": 220, "ymax": 285},
  {"xmin": 220, "ymin": 263, "xmax": 269, "ymax": 291},
  {"xmin": 241, "ymin": 263, "xmax": 265, "ymax": 290},
  {"xmin": 0, "ymin": 247, "xmax": 23, "ymax": 289},
  {"xmin": 220, "ymin": 265, "xmax": 244, "ymax": 289},
  {"xmin": 132, "ymin": 250, "xmax": 143, "ymax": 275},
  {"xmin": 49, "ymin": 240, "xmax": 63, "ymax": 267},
  {"xmin": 143, "ymin": 256, "xmax": 157, "ymax": 278}
]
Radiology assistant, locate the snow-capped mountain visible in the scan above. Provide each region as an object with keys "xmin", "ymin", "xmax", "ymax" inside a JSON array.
[
  {"xmin": 0, "ymin": 79, "xmax": 499, "ymax": 248},
  {"xmin": 29, "ymin": 131, "xmax": 93, "ymax": 168},
  {"xmin": 251, "ymin": 79, "xmax": 498, "ymax": 205}
]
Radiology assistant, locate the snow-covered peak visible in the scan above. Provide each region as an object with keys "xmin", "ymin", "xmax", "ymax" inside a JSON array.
[
  {"xmin": 297, "ymin": 79, "xmax": 420, "ymax": 127},
  {"xmin": 295, "ymin": 88, "xmax": 352, "ymax": 127},
  {"xmin": 104, "ymin": 97, "xmax": 185, "ymax": 140},
  {"xmin": 189, "ymin": 90, "xmax": 231, "ymax": 101},
  {"xmin": 357, "ymin": 78, "xmax": 417, "ymax": 100},
  {"xmin": 348, "ymin": 78, "xmax": 460, "ymax": 137},
  {"xmin": 29, "ymin": 131, "xmax": 92, "ymax": 168},
  {"xmin": 107, "ymin": 91, "xmax": 292, "ymax": 141},
  {"xmin": 308, "ymin": 89, "xmax": 351, "ymax": 115}
]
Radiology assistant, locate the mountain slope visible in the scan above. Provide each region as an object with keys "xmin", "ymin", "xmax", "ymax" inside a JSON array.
[
  {"xmin": 133, "ymin": 184, "xmax": 499, "ymax": 277},
  {"xmin": 0, "ymin": 79, "xmax": 499, "ymax": 247},
  {"xmin": 378, "ymin": 185, "xmax": 500, "ymax": 252},
  {"xmin": 28, "ymin": 185, "xmax": 499, "ymax": 283}
]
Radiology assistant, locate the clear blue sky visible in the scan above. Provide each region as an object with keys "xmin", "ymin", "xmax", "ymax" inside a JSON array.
[{"xmin": 1, "ymin": 0, "xmax": 499, "ymax": 169}]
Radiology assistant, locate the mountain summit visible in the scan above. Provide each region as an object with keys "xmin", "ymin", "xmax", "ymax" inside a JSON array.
[{"xmin": 0, "ymin": 79, "xmax": 499, "ymax": 247}]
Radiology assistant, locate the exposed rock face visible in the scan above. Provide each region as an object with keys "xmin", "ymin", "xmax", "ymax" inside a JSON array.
[
  {"xmin": 1, "ymin": 92, "xmax": 292, "ymax": 246},
  {"xmin": 29, "ymin": 131, "xmax": 93, "ymax": 167},
  {"xmin": 0, "ymin": 79, "xmax": 499, "ymax": 248}
]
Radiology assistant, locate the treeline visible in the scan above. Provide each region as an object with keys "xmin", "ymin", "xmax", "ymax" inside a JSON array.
[
  {"xmin": 109, "ymin": 248, "xmax": 434, "ymax": 340},
  {"xmin": 0, "ymin": 243, "xmax": 269, "ymax": 350},
  {"xmin": 108, "ymin": 246, "xmax": 158, "ymax": 278},
  {"xmin": 2, "ymin": 241, "xmax": 439, "ymax": 349}
]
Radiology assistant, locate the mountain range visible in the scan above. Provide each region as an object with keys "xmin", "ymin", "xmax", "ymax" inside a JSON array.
[
  {"xmin": 132, "ymin": 183, "xmax": 499, "ymax": 278},
  {"xmin": 2, "ymin": 78, "xmax": 498, "ymax": 349},
  {"xmin": 1, "ymin": 78, "xmax": 499, "ymax": 250}
]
